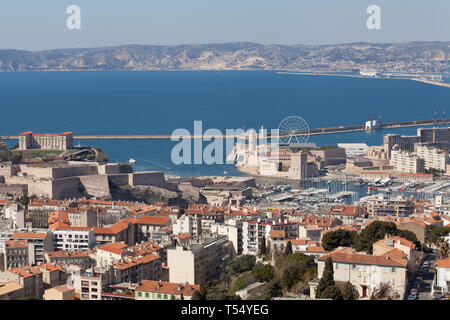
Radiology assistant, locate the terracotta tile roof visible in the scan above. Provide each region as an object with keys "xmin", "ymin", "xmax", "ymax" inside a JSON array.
[
  {"xmin": 269, "ymin": 230, "xmax": 286, "ymax": 238},
  {"xmin": 319, "ymin": 247, "xmax": 408, "ymax": 267},
  {"xmin": 178, "ymin": 233, "xmax": 191, "ymax": 240},
  {"xmin": 436, "ymin": 258, "xmax": 450, "ymax": 268},
  {"xmin": 136, "ymin": 280, "xmax": 200, "ymax": 296},
  {"xmin": 114, "ymin": 254, "xmax": 160, "ymax": 270},
  {"xmin": 5, "ymin": 239, "xmax": 28, "ymax": 249},
  {"xmin": 306, "ymin": 246, "xmax": 327, "ymax": 253},
  {"xmin": 47, "ymin": 250, "xmax": 90, "ymax": 258},
  {"xmin": 51, "ymin": 284, "xmax": 74, "ymax": 293},
  {"xmin": 135, "ymin": 216, "xmax": 170, "ymax": 226},
  {"xmin": 99, "ymin": 242, "xmax": 128, "ymax": 255},
  {"xmin": 9, "ymin": 265, "xmax": 42, "ymax": 278},
  {"xmin": 11, "ymin": 232, "xmax": 48, "ymax": 239}
]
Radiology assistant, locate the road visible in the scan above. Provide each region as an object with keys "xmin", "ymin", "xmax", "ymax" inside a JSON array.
[{"xmin": 410, "ymin": 253, "xmax": 438, "ymax": 300}]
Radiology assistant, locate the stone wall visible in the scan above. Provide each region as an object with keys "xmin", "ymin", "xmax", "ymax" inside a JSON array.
[
  {"xmin": 79, "ymin": 175, "xmax": 111, "ymax": 198},
  {"xmin": 129, "ymin": 171, "xmax": 166, "ymax": 187}
]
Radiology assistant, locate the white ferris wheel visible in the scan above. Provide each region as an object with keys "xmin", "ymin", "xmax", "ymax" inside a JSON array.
[{"xmin": 277, "ymin": 116, "xmax": 310, "ymax": 144}]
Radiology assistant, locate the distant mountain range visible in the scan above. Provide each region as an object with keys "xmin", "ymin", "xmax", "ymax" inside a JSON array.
[{"xmin": 0, "ymin": 41, "xmax": 448, "ymax": 73}]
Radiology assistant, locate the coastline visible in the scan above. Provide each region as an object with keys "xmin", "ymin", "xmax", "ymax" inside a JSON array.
[{"xmin": 278, "ymin": 71, "xmax": 450, "ymax": 89}]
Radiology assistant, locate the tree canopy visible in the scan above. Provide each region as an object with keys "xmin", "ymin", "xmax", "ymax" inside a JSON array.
[
  {"xmin": 321, "ymin": 229, "xmax": 357, "ymax": 251},
  {"xmin": 316, "ymin": 257, "xmax": 335, "ymax": 298}
]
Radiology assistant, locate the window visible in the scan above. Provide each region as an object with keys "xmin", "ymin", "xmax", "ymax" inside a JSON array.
[
  {"xmin": 334, "ymin": 263, "xmax": 339, "ymax": 269},
  {"xmin": 137, "ymin": 292, "xmax": 142, "ymax": 297},
  {"xmin": 391, "ymin": 267, "xmax": 396, "ymax": 274},
  {"xmin": 382, "ymin": 267, "xmax": 387, "ymax": 273},
  {"xmin": 344, "ymin": 264, "xmax": 348, "ymax": 270},
  {"xmin": 363, "ymin": 265, "xmax": 366, "ymax": 271},
  {"xmin": 352, "ymin": 264, "xmax": 357, "ymax": 270}
]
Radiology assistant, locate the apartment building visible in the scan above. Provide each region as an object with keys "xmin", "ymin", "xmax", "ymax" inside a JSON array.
[
  {"xmin": 43, "ymin": 284, "xmax": 75, "ymax": 300},
  {"xmin": 167, "ymin": 234, "xmax": 230, "ymax": 285},
  {"xmin": 311, "ymin": 247, "xmax": 408, "ymax": 299},
  {"xmin": 10, "ymin": 232, "xmax": 53, "ymax": 265},
  {"xmin": 0, "ymin": 265, "xmax": 43, "ymax": 298},
  {"xmin": 365, "ymin": 194, "xmax": 414, "ymax": 217},
  {"xmin": 210, "ymin": 220, "xmax": 243, "ymax": 256},
  {"xmin": 390, "ymin": 149, "xmax": 425, "ymax": 174},
  {"xmin": 415, "ymin": 144, "xmax": 449, "ymax": 171},
  {"xmin": 435, "ymin": 258, "xmax": 450, "ymax": 295},
  {"xmin": 242, "ymin": 218, "xmax": 299, "ymax": 255},
  {"xmin": 0, "ymin": 281, "xmax": 24, "ymax": 300},
  {"xmin": 50, "ymin": 226, "xmax": 96, "ymax": 251},
  {"xmin": 4, "ymin": 240, "xmax": 28, "ymax": 269},
  {"xmin": 173, "ymin": 215, "xmax": 202, "ymax": 237},
  {"xmin": 45, "ymin": 250, "xmax": 93, "ymax": 270},
  {"xmin": 135, "ymin": 280, "xmax": 200, "ymax": 300}
]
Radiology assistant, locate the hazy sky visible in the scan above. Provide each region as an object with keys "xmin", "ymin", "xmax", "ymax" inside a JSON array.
[{"xmin": 0, "ymin": 0, "xmax": 448, "ymax": 51}]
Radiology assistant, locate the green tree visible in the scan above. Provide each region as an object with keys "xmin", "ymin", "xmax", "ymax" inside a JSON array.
[
  {"xmin": 321, "ymin": 229, "xmax": 357, "ymax": 251},
  {"xmin": 437, "ymin": 238, "xmax": 450, "ymax": 259},
  {"xmin": 320, "ymin": 285, "xmax": 343, "ymax": 300},
  {"xmin": 342, "ymin": 282, "xmax": 359, "ymax": 300},
  {"xmin": 285, "ymin": 240, "xmax": 293, "ymax": 256},
  {"xmin": 316, "ymin": 257, "xmax": 335, "ymax": 298},
  {"xmin": 17, "ymin": 194, "xmax": 30, "ymax": 208},
  {"xmin": 252, "ymin": 264, "xmax": 275, "ymax": 282},
  {"xmin": 353, "ymin": 221, "xmax": 398, "ymax": 253},
  {"xmin": 259, "ymin": 235, "xmax": 267, "ymax": 257},
  {"xmin": 264, "ymin": 279, "xmax": 282, "ymax": 300},
  {"xmin": 228, "ymin": 255, "xmax": 256, "ymax": 276}
]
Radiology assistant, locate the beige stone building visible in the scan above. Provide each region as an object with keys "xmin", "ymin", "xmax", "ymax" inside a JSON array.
[
  {"xmin": 18, "ymin": 131, "xmax": 73, "ymax": 150},
  {"xmin": 43, "ymin": 284, "xmax": 75, "ymax": 300},
  {"xmin": 311, "ymin": 247, "xmax": 408, "ymax": 299},
  {"xmin": 390, "ymin": 149, "xmax": 425, "ymax": 174},
  {"xmin": 135, "ymin": 280, "xmax": 200, "ymax": 300},
  {"xmin": 3, "ymin": 240, "xmax": 28, "ymax": 269},
  {"xmin": 0, "ymin": 281, "xmax": 24, "ymax": 300},
  {"xmin": 415, "ymin": 144, "xmax": 449, "ymax": 171}
]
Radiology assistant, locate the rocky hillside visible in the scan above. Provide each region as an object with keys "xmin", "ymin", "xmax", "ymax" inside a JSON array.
[{"xmin": 0, "ymin": 41, "xmax": 448, "ymax": 73}]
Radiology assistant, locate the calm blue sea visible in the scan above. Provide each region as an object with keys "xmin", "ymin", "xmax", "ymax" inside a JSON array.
[{"xmin": 1, "ymin": 71, "xmax": 449, "ymax": 177}]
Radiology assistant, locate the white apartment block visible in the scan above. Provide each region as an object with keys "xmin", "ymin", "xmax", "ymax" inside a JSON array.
[
  {"xmin": 167, "ymin": 235, "xmax": 230, "ymax": 285},
  {"xmin": 172, "ymin": 215, "xmax": 202, "ymax": 237},
  {"xmin": 210, "ymin": 220, "xmax": 243, "ymax": 256},
  {"xmin": 242, "ymin": 218, "xmax": 299, "ymax": 256},
  {"xmin": 435, "ymin": 258, "xmax": 450, "ymax": 294},
  {"xmin": 390, "ymin": 149, "xmax": 425, "ymax": 174},
  {"xmin": 416, "ymin": 144, "xmax": 449, "ymax": 171},
  {"xmin": 51, "ymin": 228, "xmax": 96, "ymax": 251}
]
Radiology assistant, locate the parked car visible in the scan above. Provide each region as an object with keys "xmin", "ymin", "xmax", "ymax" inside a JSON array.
[
  {"xmin": 411, "ymin": 289, "xmax": 418, "ymax": 295},
  {"xmin": 407, "ymin": 295, "xmax": 416, "ymax": 300}
]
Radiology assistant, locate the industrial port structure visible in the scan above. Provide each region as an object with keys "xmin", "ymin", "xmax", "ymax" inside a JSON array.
[{"xmin": 2, "ymin": 118, "xmax": 450, "ymax": 141}]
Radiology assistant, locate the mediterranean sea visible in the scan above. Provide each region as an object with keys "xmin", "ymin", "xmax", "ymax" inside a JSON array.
[{"xmin": 1, "ymin": 71, "xmax": 449, "ymax": 178}]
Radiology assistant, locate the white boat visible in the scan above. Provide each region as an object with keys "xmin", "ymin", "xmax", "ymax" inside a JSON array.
[
  {"xmin": 359, "ymin": 69, "xmax": 377, "ymax": 77},
  {"xmin": 129, "ymin": 158, "xmax": 136, "ymax": 164}
]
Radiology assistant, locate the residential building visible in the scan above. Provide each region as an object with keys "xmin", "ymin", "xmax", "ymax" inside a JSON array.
[
  {"xmin": 310, "ymin": 247, "xmax": 408, "ymax": 299},
  {"xmin": 10, "ymin": 232, "xmax": 53, "ymax": 265},
  {"xmin": 135, "ymin": 280, "xmax": 200, "ymax": 300},
  {"xmin": 43, "ymin": 284, "xmax": 75, "ymax": 300},
  {"xmin": 0, "ymin": 281, "xmax": 24, "ymax": 300},
  {"xmin": 435, "ymin": 258, "xmax": 450, "ymax": 295},
  {"xmin": 0, "ymin": 265, "xmax": 43, "ymax": 298},
  {"xmin": 167, "ymin": 234, "xmax": 230, "ymax": 285}
]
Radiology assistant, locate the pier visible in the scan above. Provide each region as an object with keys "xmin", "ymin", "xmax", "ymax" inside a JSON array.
[{"xmin": 1, "ymin": 118, "xmax": 449, "ymax": 141}]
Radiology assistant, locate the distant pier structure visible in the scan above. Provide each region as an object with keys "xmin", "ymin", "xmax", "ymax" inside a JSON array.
[{"xmin": 365, "ymin": 113, "xmax": 381, "ymax": 131}]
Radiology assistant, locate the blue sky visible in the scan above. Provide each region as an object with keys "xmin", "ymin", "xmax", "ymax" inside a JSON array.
[{"xmin": 0, "ymin": 0, "xmax": 448, "ymax": 50}]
